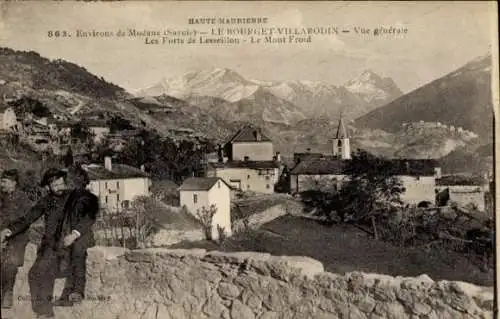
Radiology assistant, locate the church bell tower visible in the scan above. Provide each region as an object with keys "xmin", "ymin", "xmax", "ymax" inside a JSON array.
[{"xmin": 332, "ymin": 116, "xmax": 351, "ymax": 159}]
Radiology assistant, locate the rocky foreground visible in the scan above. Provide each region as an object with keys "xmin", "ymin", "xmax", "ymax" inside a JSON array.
[{"xmin": 11, "ymin": 244, "xmax": 494, "ymax": 319}]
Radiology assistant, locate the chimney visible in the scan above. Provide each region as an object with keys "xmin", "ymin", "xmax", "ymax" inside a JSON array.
[
  {"xmin": 434, "ymin": 167, "xmax": 442, "ymax": 178},
  {"xmin": 255, "ymin": 130, "xmax": 261, "ymax": 141},
  {"xmin": 140, "ymin": 164, "xmax": 145, "ymax": 172},
  {"xmin": 275, "ymin": 152, "xmax": 281, "ymax": 162},
  {"xmin": 104, "ymin": 156, "xmax": 112, "ymax": 171}
]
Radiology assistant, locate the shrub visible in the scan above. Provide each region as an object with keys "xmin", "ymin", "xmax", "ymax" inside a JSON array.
[{"xmin": 196, "ymin": 204, "xmax": 217, "ymax": 241}]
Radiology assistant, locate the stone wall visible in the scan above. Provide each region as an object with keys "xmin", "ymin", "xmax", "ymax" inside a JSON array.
[{"xmin": 12, "ymin": 244, "xmax": 494, "ymax": 319}]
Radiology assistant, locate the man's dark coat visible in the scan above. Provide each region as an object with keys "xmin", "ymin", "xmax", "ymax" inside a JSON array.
[
  {"xmin": 6, "ymin": 188, "xmax": 98, "ymax": 262},
  {"xmin": 62, "ymin": 188, "xmax": 99, "ymax": 247},
  {"xmin": 0, "ymin": 190, "xmax": 33, "ymax": 267}
]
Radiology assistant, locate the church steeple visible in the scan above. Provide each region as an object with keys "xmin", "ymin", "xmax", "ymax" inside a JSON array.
[
  {"xmin": 333, "ymin": 115, "xmax": 351, "ymax": 159},
  {"xmin": 335, "ymin": 116, "xmax": 349, "ymax": 139}
]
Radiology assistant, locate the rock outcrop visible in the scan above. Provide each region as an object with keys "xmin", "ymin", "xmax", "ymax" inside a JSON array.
[{"xmin": 12, "ymin": 244, "xmax": 494, "ymax": 319}]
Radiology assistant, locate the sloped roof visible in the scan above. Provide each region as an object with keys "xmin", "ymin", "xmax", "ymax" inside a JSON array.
[
  {"xmin": 228, "ymin": 124, "xmax": 271, "ymax": 143},
  {"xmin": 290, "ymin": 158, "xmax": 438, "ymax": 176},
  {"xmin": 84, "ymin": 164, "xmax": 149, "ymax": 180},
  {"xmin": 293, "ymin": 143, "xmax": 332, "ymax": 154},
  {"xmin": 290, "ymin": 158, "xmax": 348, "ymax": 175},
  {"xmin": 209, "ymin": 160, "xmax": 280, "ymax": 170},
  {"xmin": 178, "ymin": 177, "xmax": 231, "ymax": 191},
  {"xmin": 436, "ymin": 175, "xmax": 487, "ymax": 186},
  {"xmin": 335, "ymin": 117, "xmax": 349, "ymax": 139}
]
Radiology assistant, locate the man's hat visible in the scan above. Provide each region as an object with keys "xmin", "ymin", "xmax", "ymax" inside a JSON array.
[
  {"xmin": 40, "ymin": 168, "xmax": 67, "ymax": 188},
  {"xmin": 1, "ymin": 169, "xmax": 19, "ymax": 183}
]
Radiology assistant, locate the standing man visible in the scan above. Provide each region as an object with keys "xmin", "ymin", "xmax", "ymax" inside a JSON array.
[
  {"xmin": 0, "ymin": 168, "xmax": 87, "ymax": 319},
  {"xmin": 55, "ymin": 164, "xmax": 99, "ymax": 306},
  {"xmin": 0, "ymin": 169, "xmax": 33, "ymax": 315}
]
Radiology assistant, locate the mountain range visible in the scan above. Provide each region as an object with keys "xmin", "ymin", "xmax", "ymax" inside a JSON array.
[
  {"xmin": 355, "ymin": 53, "xmax": 494, "ymax": 142},
  {"xmin": 0, "ymin": 47, "xmax": 494, "ymax": 175},
  {"xmin": 135, "ymin": 68, "xmax": 403, "ymax": 123}
]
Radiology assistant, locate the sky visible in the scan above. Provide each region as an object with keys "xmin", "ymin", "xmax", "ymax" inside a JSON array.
[{"xmin": 0, "ymin": 1, "xmax": 496, "ymax": 93}]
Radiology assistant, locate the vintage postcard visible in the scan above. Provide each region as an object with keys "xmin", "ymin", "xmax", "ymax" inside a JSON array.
[{"xmin": 0, "ymin": 1, "xmax": 498, "ymax": 318}]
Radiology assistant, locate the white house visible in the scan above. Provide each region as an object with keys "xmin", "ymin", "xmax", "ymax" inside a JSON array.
[
  {"xmin": 178, "ymin": 177, "xmax": 233, "ymax": 240},
  {"xmin": 288, "ymin": 118, "xmax": 440, "ymax": 206},
  {"xmin": 83, "ymin": 156, "xmax": 151, "ymax": 213},
  {"xmin": 436, "ymin": 175, "xmax": 490, "ymax": 211},
  {"xmin": 0, "ymin": 105, "xmax": 17, "ymax": 132},
  {"xmin": 207, "ymin": 124, "xmax": 282, "ymax": 194}
]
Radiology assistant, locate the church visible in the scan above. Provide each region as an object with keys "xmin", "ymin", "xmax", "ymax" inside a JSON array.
[{"xmin": 288, "ymin": 117, "xmax": 441, "ymax": 206}]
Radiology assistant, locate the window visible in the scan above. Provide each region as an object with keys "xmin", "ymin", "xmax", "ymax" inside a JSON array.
[
  {"xmin": 117, "ymin": 194, "xmax": 120, "ymax": 201},
  {"xmin": 247, "ymin": 185, "xmax": 250, "ymax": 189},
  {"xmin": 266, "ymin": 184, "xmax": 270, "ymax": 189},
  {"xmin": 116, "ymin": 181, "xmax": 120, "ymax": 189},
  {"xmin": 247, "ymin": 175, "xmax": 251, "ymax": 179},
  {"xmin": 265, "ymin": 176, "xmax": 270, "ymax": 180},
  {"xmin": 218, "ymin": 181, "xmax": 221, "ymax": 188},
  {"xmin": 193, "ymin": 194, "xmax": 198, "ymax": 203},
  {"xmin": 105, "ymin": 196, "xmax": 108, "ymax": 203},
  {"xmin": 105, "ymin": 182, "xmax": 108, "ymax": 189},
  {"xmin": 337, "ymin": 140, "xmax": 342, "ymax": 146}
]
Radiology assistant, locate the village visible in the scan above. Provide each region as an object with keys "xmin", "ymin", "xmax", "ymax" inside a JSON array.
[{"xmin": 0, "ymin": 103, "xmax": 494, "ymax": 246}]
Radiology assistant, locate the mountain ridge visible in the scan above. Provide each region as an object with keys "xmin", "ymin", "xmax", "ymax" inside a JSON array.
[
  {"xmin": 135, "ymin": 67, "xmax": 403, "ymax": 121},
  {"xmin": 355, "ymin": 53, "xmax": 494, "ymax": 141}
]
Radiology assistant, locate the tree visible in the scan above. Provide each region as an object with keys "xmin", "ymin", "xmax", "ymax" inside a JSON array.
[
  {"xmin": 8, "ymin": 97, "xmax": 52, "ymax": 118},
  {"xmin": 106, "ymin": 115, "xmax": 135, "ymax": 133},
  {"xmin": 116, "ymin": 130, "xmax": 214, "ymax": 182},
  {"xmin": 196, "ymin": 204, "xmax": 217, "ymax": 241},
  {"xmin": 338, "ymin": 150, "xmax": 405, "ymax": 228},
  {"xmin": 70, "ymin": 122, "xmax": 94, "ymax": 142},
  {"xmin": 300, "ymin": 187, "xmax": 342, "ymax": 222},
  {"xmin": 130, "ymin": 196, "xmax": 158, "ymax": 248}
]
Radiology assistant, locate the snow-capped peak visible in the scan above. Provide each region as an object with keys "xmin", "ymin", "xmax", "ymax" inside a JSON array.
[{"xmin": 344, "ymin": 70, "xmax": 402, "ymax": 103}]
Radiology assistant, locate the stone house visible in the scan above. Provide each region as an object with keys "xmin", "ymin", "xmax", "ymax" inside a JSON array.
[
  {"xmin": 207, "ymin": 124, "xmax": 282, "ymax": 194},
  {"xmin": 289, "ymin": 158, "xmax": 439, "ymax": 206},
  {"xmin": 288, "ymin": 118, "xmax": 440, "ymax": 206},
  {"xmin": 389, "ymin": 159, "xmax": 440, "ymax": 205},
  {"xmin": 435, "ymin": 175, "xmax": 490, "ymax": 211},
  {"xmin": 0, "ymin": 105, "xmax": 18, "ymax": 132},
  {"xmin": 83, "ymin": 156, "xmax": 151, "ymax": 214},
  {"xmin": 81, "ymin": 119, "xmax": 110, "ymax": 143},
  {"xmin": 178, "ymin": 177, "xmax": 233, "ymax": 240},
  {"xmin": 289, "ymin": 158, "xmax": 348, "ymax": 193}
]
